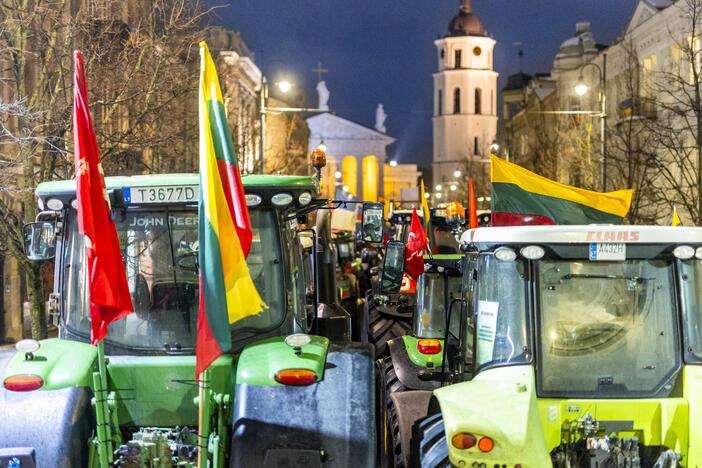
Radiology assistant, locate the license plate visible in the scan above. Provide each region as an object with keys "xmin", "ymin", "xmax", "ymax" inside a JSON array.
[
  {"xmin": 589, "ymin": 243, "xmax": 626, "ymax": 261},
  {"xmin": 123, "ymin": 185, "xmax": 198, "ymax": 204}
]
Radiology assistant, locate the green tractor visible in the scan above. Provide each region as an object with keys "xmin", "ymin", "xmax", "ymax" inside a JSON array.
[
  {"xmin": 369, "ymin": 207, "xmax": 465, "ymax": 358},
  {"xmin": 379, "ymin": 253, "xmax": 463, "ymax": 468},
  {"xmin": 0, "ymin": 173, "xmax": 382, "ymax": 467},
  {"xmin": 380, "ymin": 224, "xmax": 702, "ymax": 467}
]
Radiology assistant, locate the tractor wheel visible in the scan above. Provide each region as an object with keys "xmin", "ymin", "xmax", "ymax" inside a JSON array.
[
  {"xmin": 382, "ymin": 356, "xmax": 406, "ymax": 394},
  {"xmin": 382, "ymin": 357, "xmax": 407, "ymax": 467},
  {"xmin": 413, "ymin": 413, "xmax": 450, "ymax": 468},
  {"xmin": 369, "ymin": 301, "xmax": 411, "ymax": 358}
]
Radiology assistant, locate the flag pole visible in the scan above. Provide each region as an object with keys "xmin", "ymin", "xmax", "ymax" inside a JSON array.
[
  {"xmin": 93, "ymin": 340, "xmax": 113, "ymax": 466},
  {"xmin": 197, "ymin": 368, "xmax": 212, "ymax": 467}
]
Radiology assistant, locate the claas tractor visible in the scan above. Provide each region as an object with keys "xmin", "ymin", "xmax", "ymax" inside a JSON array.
[
  {"xmin": 0, "ymin": 173, "xmax": 382, "ymax": 468},
  {"xmin": 379, "ymin": 225, "xmax": 702, "ymax": 468}
]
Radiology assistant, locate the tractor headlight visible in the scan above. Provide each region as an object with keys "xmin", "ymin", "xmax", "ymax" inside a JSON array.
[
  {"xmin": 245, "ymin": 194, "xmax": 262, "ymax": 207},
  {"xmin": 674, "ymin": 245, "xmax": 695, "ymax": 260},
  {"xmin": 494, "ymin": 247, "xmax": 517, "ymax": 262},
  {"xmin": 520, "ymin": 245, "xmax": 545, "ymax": 260},
  {"xmin": 298, "ymin": 192, "xmax": 312, "ymax": 206},
  {"xmin": 46, "ymin": 198, "xmax": 64, "ymax": 211},
  {"xmin": 272, "ymin": 193, "xmax": 293, "ymax": 207}
]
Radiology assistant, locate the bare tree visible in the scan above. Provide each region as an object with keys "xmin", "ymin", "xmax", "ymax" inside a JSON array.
[
  {"xmin": 643, "ymin": 0, "xmax": 702, "ymax": 223},
  {"xmin": 0, "ymin": 0, "xmax": 208, "ymax": 339},
  {"xmin": 606, "ymin": 39, "xmax": 659, "ymax": 224}
]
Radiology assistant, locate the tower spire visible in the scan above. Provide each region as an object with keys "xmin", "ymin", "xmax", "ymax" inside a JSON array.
[{"xmin": 460, "ymin": 0, "xmax": 472, "ymax": 13}]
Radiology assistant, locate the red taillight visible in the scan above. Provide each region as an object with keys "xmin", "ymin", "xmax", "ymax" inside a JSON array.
[
  {"xmin": 417, "ymin": 339, "xmax": 441, "ymax": 355},
  {"xmin": 478, "ymin": 436, "xmax": 494, "ymax": 452},
  {"xmin": 451, "ymin": 432, "xmax": 476, "ymax": 449},
  {"xmin": 275, "ymin": 369, "xmax": 317, "ymax": 386},
  {"xmin": 3, "ymin": 374, "xmax": 43, "ymax": 392}
]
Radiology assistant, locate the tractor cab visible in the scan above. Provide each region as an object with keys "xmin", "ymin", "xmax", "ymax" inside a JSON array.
[
  {"xmin": 28, "ymin": 174, "xmax": 319, "ymax": 354},
  {"xmin": 4, "ymin": 173, "xmax": 381, "ymax": 468},
  {"xmin": 410, "ymin": 225, "xmax": 702, "ymax": 468}
]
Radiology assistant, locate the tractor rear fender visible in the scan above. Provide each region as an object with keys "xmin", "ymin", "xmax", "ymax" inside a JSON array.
[
  {"xmin": 235, "ymin": 335, "xmax": 329, "ymax": 385},
  {"xmin": 389, "ymin": 390, "xmax": 433, "ymax": 462},
  {"xmin": 2, "ymin": 338, "xmax": 97, "ymax": 389},
  {"xmin": 388, "ymin": 337, "xmax": 441, "ymax": 391},
  {"xmin": 230, "ymin": 342, "xmax": 376, "ymax": 468},
  {"xmin": 433, "ymin": 365, "xmax": 550, "ymax": 467},
  {"xmin": 0, "ymin": 348, "xmax": 94, "ymax": 467}
]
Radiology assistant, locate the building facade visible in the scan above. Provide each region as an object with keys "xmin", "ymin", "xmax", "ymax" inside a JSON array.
[
  {"xmin": 502, "ymin": 0, "xmax": 697, "ymax": 223},
  {"xmin": 432, "ymin": 0, "xmax": 498, "ymax": 201}
]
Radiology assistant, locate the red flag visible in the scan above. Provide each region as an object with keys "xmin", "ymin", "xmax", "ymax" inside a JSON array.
[
  {"xmin": 405, "ymin": 208, "xmax": 428, "ymax": 278},
  {"xmin": 468, "ymin": 177, "xmax": 479, "ymax": 229},
  {"xmin": 73, "ymin": 51, "xmax": 133, "ymax": 344}
]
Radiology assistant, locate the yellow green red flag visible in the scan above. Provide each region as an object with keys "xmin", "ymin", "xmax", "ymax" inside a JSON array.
[
  {"xmin": 490, "ymin": 155, "xmax": 633, "ymax": 225},
  {"xmin": 672, "ymin": 207, "xmax": 682, "ymax": 226},
  {"xmin": 196, "ymin": 42, "xmax": 266, "ymax": 377}
]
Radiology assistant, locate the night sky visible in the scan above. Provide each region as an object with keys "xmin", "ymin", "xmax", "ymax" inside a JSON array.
[{"xmin": 206, "ymin": 0, "xmax": 637, "ymax": 170}]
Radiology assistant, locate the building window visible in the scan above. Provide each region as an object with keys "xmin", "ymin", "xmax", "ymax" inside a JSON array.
[
  {"xmin": 440, "ymin": 48, "xmax": 445, "ymax": 59},
  {"xmin": 473, "ymin": 46, "xmax": 482, "ymax": 56},
  {"xmin": 455, "ymin": 49, "xmax": 462, "ymax": 68},
  {"xmin": 438, "ymin": 89, "xmax": 443, "ymax": 115},
  {"xmin": 491, "ymin": 89, "xmax": 494, "ymax": 114},
  {"xmin": 453, "ymin": 88, "xmax": 461, "ymax": 114},
  {"xmin": 474, "ymin": 136, "xmax": 480, "ymax": 155},
  {"xmin": 475, "ymin": 88, "xmax": 482, "ymax": 114}
]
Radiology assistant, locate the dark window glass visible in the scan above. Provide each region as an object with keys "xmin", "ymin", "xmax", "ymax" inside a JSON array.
[
  {"xmin": 453, "ymin": 88, "xmax": 461, "ymax": 114},
  {"xmin": 475, "ymin": 88, "xmax": 482, "ymax": 114}
]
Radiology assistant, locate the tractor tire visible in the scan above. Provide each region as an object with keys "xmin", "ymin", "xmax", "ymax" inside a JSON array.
[
  {"xmin": 413, "ymin": 413, "xmax": 450, "ymax": 468},
  {"xmin": 369, "ymin": 300, "xmax": 411, "ymax": 358},
  {"xmin": 382, "ymin": 357, "xmax": 407, "ymax": 467}
]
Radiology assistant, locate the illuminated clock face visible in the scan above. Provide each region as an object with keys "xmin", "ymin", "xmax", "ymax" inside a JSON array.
[{"xmin": 473, "ymin": 46, "xmax": 482, "ymax": 56}]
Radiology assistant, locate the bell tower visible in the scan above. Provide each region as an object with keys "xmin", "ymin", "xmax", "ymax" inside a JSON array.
[{"xmin": 432, "ymin": 0, "xmax": 498, "ymax": 198}]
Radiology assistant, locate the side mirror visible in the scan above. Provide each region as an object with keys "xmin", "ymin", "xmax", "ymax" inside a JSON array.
[
  {"xmin": 380, "ymin": 241, "xmax": 405, "ymax": 294},
  {"xmin": 361, "ymin": 202, "xmax": 384, "ymax": 243},
  {"xmin": 23, "ymin": 222, "xmax": 56, "ymax": 260}
]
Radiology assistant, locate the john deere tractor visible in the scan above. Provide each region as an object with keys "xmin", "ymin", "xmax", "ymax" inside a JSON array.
[
  {"xmin": 0, "ymin": 173, "xmax": 383, "ymax": 468},
  {"xmin": 380, "ymin": 224, "xmax": 702, "ymax": 468}
]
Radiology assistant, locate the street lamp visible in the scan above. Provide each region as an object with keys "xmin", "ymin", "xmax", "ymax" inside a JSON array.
[
  {"xmin": 277, "ymin": 80, "xmax": 293, "ymax": 93},
  {"xmin": 573, "ymin": 53, "xmax": 608, "ymax": 191},
  {"xmin": 389, "ymin": 160, "xmax": 398, "ymax": 167},
  {"xmin": 453, "ymin": 169, "xmax": 462, "ymax": 178},
  {"xmin": 489, "ymin": 140, "xmax": 500, "ymax": 156},
  {"xmin": 259, "ymin": 76, "xmax": 324, "ymax": 174},
  {"xmin": 435, "ymin": 184, "xmax": 442, "ymax": 191}
]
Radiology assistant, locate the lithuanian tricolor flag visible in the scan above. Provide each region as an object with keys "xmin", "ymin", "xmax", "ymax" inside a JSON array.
[
  {"xmin": 490, "ymin": 155, "xmax": 633, "ymax": 226},
  {"xmin": 196, "ymin": 42, "xmax": 266, "ymax": 377}
]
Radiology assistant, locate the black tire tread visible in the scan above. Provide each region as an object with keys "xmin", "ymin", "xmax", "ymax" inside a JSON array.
[
  {"xmin": 369, "ymin": 301, "xmax": 411, "ymax": 358},
  {"xmin": 413, "ymin": 413, "xmax": 449, "ymax": 468},
  {"xmin": 382, "ymin": 356, "xmax": 407, "ymax": 467}
]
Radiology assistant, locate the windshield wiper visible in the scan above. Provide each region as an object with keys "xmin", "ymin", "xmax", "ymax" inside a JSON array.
[{"xmin": 561, "ymin": 273, "xmax": 652, "ymax": 282}]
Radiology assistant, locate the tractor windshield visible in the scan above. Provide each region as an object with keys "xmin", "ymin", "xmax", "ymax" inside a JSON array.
[
  {"xmin": 61, "ymin": 208, "xmax": 284, "ymax": 352},
  {"xmin": 537, "ymin": 259, "xmax": 679, "ymax": 397},
  {"xmin": 414, "ymin": 272, "xmax": 462, "ymax": 339}
]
